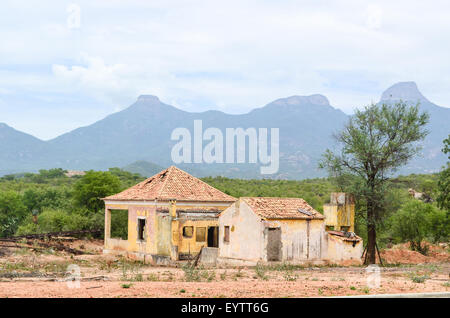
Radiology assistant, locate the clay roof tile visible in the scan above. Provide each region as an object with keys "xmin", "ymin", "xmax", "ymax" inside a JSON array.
[
  {"xmin": 241, "ymin": 197, "xmax": 324, "ymax": 220},
  {"xmin": 104, "ymin": 166, "xmax": 236, "ymax": 202}
]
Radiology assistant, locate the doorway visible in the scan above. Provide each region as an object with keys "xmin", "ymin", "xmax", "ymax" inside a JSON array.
[
  {"xmin": 267, "ymin": 227, "xmax": 282, "ymax": 261},
  {"xmin": 207, "ymin": 226, "xmax": 219, "ymax": 247}
]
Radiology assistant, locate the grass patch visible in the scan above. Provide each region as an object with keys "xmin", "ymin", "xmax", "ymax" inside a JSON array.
[
  {"xmin": 410, "ymin": 274, "xmax": 430, "ymax": 283},
  {"xmin": 255, "ymin": 262, "xmax": 268, "ymax": 280},
  {"xmin": 121, "ymin": 283, "xmax": 132, "ymax": 289},
  {"xmin": 147, "ymin": 273, "xmax": 159, "ymax": 281},
  {"xmin": 181, "ymin": 262, "xmax": 205, "ymax": 282},
  {"xmin": 283, "ymin": 269, "xmax": 298, "ymax": 281}
]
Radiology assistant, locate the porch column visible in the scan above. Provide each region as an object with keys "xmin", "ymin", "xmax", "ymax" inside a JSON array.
[{"xmin": 105, "ymin": 208, "xmax": 111, "ymax": 249}]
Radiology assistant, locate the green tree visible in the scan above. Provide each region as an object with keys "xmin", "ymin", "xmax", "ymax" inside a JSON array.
[
  {"xmin": 0, "ymin": 191, "xmax": 27, "ymax": 237},
  {"xmin": 437, "ymin": 135, "xmax": 450, "ymax": 211},
  {"xmin": 319, "ymin": 102, "xmax": 429, "ymax": 264},
  {"xmin": 73, "ymin": 171, "xmax": 121, "ymax": 213}
]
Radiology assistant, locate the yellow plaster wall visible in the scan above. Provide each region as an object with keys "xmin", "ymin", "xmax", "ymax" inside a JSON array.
[
  {"xmin": 324, "ymin": 202, "xmax": 355, "ymax": 232},
  {"xmin": 177, "ymin": 219, "xmax": 219, "ymax": 255},
  {"xmin": 105, "ymin": 202, "xmax": 231, "ymax": 259}
]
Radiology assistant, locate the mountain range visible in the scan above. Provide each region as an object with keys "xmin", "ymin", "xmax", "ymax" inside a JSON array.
[{"xmin": 0, "ymin": 81, "xmax": 448, "ymax": 179}]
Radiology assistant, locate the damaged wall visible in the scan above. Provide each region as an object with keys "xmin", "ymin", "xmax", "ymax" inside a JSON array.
[
  {"xmin": 104, "ymin": 201, "xmax": 229, "ymax": 262},
  {"xmin": 326, "ymin": 233, "xmax": 363, "ymax": 262},
  {"xmin": 218, "ymin": 199, "xmax": 327, "ymax": 263}
]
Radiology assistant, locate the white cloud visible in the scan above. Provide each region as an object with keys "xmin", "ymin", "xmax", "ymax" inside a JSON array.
[{"xmin": 1, "ymin": 0, "xmax": 450, "ymax": 138}]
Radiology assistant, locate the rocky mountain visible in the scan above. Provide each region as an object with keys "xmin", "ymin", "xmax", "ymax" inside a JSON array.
[
  {"xmin": 0, "ymin": 82, "xmax": 448, "ymax": 179},
  {"xmin": 380, "ymin": 82, "xmax": 449, "ymax": 174},
  {"xmin": 44, "ymin": 93, "xmax": 348, "ymax": 178}
]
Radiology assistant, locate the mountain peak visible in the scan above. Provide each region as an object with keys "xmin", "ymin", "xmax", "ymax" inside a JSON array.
[
  {"xmin": 380, "ymin": 81, "xmax": 429, "ymax": 103},
  {"xmin": 137, "ymin": 95, "xmax": 161, "ymax": 103},
  {"xmin": 274, "ymin": 94, "xmax": 330, "ymax": 106}
]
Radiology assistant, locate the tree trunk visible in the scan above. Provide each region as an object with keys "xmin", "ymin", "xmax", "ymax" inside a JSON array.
[
  {"xmin": 366, "ymin": 221, "xmax": 377, "ymax": 264},
  {"xmin": 366, "ymin": 196, "xmax": 377, "ymax": 264}
]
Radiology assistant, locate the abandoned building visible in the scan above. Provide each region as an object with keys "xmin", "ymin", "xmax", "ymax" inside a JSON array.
[
  {"xmin": 218, "ymin": 197, "xmax": 326, "ymax": 263},
  {"xmin": 102, "ymin": 166, "xmax": 236, "ymax": 263},
  {"xmin": 218, "ymin": 194, "xmax": 363, "ymax": 264},
  {"xmin": 103, "ymin": 166, "xmax": 363, "ymax": 265}
]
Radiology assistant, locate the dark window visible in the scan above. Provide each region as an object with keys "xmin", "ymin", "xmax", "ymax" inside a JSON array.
[
  {"xmin": 183, "ymin": 226, "xmax": 193, "ymax": 238},
  {"xmin": 224, "ymin": 226, "xmax": 230, "ymax": 243},
  {"xmin": 196, "ymin": 227, "xmax": 206, "ymax": 242},
  {"xmin": 137, "ymin": 218, "xmax": 146, "ymax": 241}
]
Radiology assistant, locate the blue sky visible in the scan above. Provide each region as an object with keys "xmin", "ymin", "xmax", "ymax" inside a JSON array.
[{"xmin": 1, "ymin": 0, "xmax": 450, "ymax": 140}]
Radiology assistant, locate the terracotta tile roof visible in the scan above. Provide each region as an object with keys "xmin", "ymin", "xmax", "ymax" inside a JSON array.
[
  {"xmin": 156, "ymin": 207, "xmax": 221, "ymax": 213},
  {"xmin": 327, "ymin": 230, "xmax": 362, "ymax": 242},
  {"xmin": 241, "ymin": 197, "xmax": 324, "ymax": 220},
  {"xmin": 104, "ymin": 166, "xmax": 236, "ymax": 202}
]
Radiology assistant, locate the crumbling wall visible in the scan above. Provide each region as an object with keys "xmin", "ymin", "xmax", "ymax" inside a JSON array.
[
  {"xmin": 263, "ymin": 219, "xmax": 326, "ymax": 261},
  {"xmin": 218, "ymin": 200, "xmax": 264, "ymax": 262},
  {"xmin": 326, "ymin": 234, "xmax": 363, "ymax": 262}
]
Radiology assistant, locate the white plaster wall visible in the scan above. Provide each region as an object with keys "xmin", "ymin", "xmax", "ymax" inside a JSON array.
[
  {"xmin": 218, "ymin": 200, "xmax": 264, "ymax": 262},
  {"xmin": 327, "ymin": 234, "xmax": 364, "ymax": 262}
]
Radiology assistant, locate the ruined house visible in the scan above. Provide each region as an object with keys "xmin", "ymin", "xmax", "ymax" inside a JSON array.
[
  {"xmin": 218, "ymin": 197, "xmax": 327, "ymax": 264},
  {"xmin": 102, "ymin": 166, "xmax": 235, "ymax": 263},
  {"xmin": 103, "ymin": 166, "xmax": 362, "ymax": 265},
  {"xmin": 218, "ymin": 195, "xmax": 363, "ymax": 264}
]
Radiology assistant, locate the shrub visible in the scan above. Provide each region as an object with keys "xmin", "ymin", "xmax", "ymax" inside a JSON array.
[
  {"xmin": 15, "ymin": 209, "xmax": 102, "ymax": 235},
  {"xmin": 0, "ymin": 191, "xmax": 27, "ymax": 237},
  {"xmin": 389, "ymin": 200, "xmax": 448, "ymax": 254}
]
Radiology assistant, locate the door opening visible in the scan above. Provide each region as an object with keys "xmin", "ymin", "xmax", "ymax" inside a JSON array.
[
  {"xmin": 207, "ymin": 226, "xmax": 219, "ymax": 247},
  {"xmin": 267, "ymin": 227, "xmax": 282, "ymax": 261},
  {"xmin": 137, "ymin": 218, "xmax": 146, "ymax": 241}
]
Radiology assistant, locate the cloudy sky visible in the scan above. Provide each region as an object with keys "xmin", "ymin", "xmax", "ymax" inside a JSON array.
[{"xmin": 1, "ymin": 0, "xmax": 450, "ymax": 140}]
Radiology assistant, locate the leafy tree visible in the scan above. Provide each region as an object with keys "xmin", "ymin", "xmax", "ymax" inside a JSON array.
[
  {"xmin": 319, "ymin": 102, "xmax": 429, "ymax": 264},
  {"xmin": 437, "ymin": 135, "xmax": 450, "ymax": 211},
  {"xmin": 0, "ymin": 191, "xmax": 27, "ymax": 237},
  {"xmin": 108, "ymin": 167, "xmax": 145, "ymax": 188},
  {"xmin": 38, "ymin": 168, "xmax": 67, "ymax": 179},
  {"xmin": 73, "ymin": 171, "xmax": 121, "ymax": 213}
]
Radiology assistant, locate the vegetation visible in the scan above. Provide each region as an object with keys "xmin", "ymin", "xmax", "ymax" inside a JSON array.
[
  {"xmin": 389, "ymin": 200, "xmax": 447, "ymax": 254},
  {"xmin": 0, "ymin": 150, "xmax": 447, "ymax": 251},
  {"xmin": 437, "ymin": 135, "xmax": 450, "ymax": 211},
  {"xmin": 319, "ymin": 101, "xmax": 430, "ymax": 264},
  {"xmin": 0, "ymin": 168, "xmax": 145, "ymax": 238}
]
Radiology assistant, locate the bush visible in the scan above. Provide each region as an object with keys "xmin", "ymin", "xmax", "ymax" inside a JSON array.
[
  {"xmin": 15, "ymin": 209, "xmax": 103, "ymax": 235},
  {"xmin": 0, "ymin": 191, "xmax": 27, "ymax": 237},
  {"xmin": 389, "ymin": 200, "xmax": 448, "ymax": 254}
]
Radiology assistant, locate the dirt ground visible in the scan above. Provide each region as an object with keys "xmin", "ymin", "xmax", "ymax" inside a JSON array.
[{"xmin": 0, "ymin": 239, "xmax": 449, "ymax": 298}]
